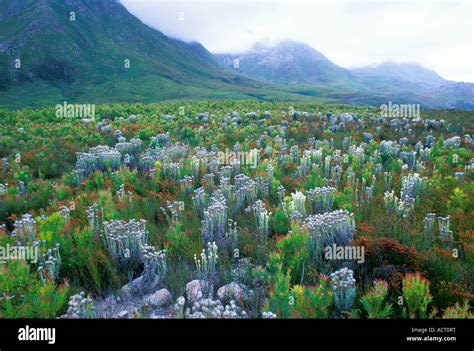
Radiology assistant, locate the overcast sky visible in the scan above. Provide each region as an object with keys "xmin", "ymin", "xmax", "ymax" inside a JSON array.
[{"xmin": 120, "ymin": 0, "xmax": 473, "ymax": 82}]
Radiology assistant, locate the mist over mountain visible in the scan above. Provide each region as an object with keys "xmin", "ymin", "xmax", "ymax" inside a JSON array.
[
  {"xmin": 215, "ymin": 41, "xmax": 473, "ymax": 109},
  {"xmin": 215, "ymin": 41, "xmax": 355, "ymax": 88}
]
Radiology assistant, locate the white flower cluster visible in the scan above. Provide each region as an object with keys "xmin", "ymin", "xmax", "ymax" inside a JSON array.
[
  {"xmin": 150, "ymin": 132, "xmax": 170, "ymax": 147},
  {"xmin": 163, "ymin": 162, "xmax": 181, "ymax": 179},
  {"xmin": 262, "ymin": 311, "xmax": 277, "ymax": 319},
  {"xmin": 304, "ymin": 210, "xmax": 355, "ymax": 246},
  {"xmin": 86, "ymin": 203, "xmax": 103, "ymax": 234},
  {"xmin": 380, "ymin": 140, "xmax": 400, "ymax": 157},
  {"xmin": 297, "ymin": 154, "xmax": 312, "ymax": 178},
  {"xmin": 62, "ymin": 291, "xmax": 95, "ymax": 319},
  {"xmin": 400, "ymin": 150, "xmax": 417, "ymax": 169},
  {"xmin": 252, "ymin": 200, "xmax": 271, "ymax": 242},
  {"xmin": 179, "ymin": 175, "xmax": 194, "ymax": 195},
  {"xmin": 115, "ymin": 138, "xmax": 142, "ymax": 156},
  {"xmin": 185, "ymin": 299, "xmax": 247, "ymax": 319},
  {"xmin": 12, "ymin": 213, "xmax": 37, "ymax": 244},
  {"xmin": 290, "ymin": 191, "xmax": 306, "ymax": 217},
  {"xmin": 401, "ymin": 173, "xmax": 426, "ymax": 202},
  {"xmin": 139, "ymin": 142, "xmax": 188, "ymax": 172},
  {"xmin": 192, "ymin": 187, "xmax": 208, "ymax": 219},
  {"xmin": 443, "ymin": 136, "xmax": 461, "ymax": 149},
  {"xmin": 59, "ymin": 205, "xmax": 70, "ymax": 223},
  {"xmin": 162, "ymin": 200, "xmax": 185, "ymax": 225},
  {"xmin": 103, "ymin": 219, "xmax": 148, "ymax": 264},
  {"xmin": 307, "ymin": 186, "xmax": 336, "ymax": 214},
  {"xmin": 141, "ymin": 245, "xmax": 167, "ymax": 281},
  {"xmin": 194, "ymin": 241, "xmax": 218, "ymax": 279},
  {"xmin": 330, "ymin": 267, "xmax": 356, "ymax": 290},
  {"xmin": 330, "ymin": 267, "xmax": 356, "ymax": 314},
  {"xmin": 383, "ymin": 190, "xmax": 414, "ymax": 218},
  {"xmin": 75, "ymin": 145, "xmax": 122, "ymax": 176},
  {"xmin": 37, "ymin": 243, "xmax": 61, "ymax": 283},
  {"xmin": 201, "ymin": 190, "xmax": 227, "ymax": 245},
  {"xmin": 437, "ymin": 215, "xmax": 453, "ymax": 245},
  {"xmin": 234, "ymin": 173, "xmax": 258, "ymax": 211},
  {"xmin": 0, "ymin": 183, "xmax": 7, "ymax": 195},
  {"xmin": 422, "ymin": 213, "xmax": 437, "ymax": 242}
]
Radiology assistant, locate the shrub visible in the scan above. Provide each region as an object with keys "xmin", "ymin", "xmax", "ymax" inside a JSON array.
[
  {"xmin": 360, "ymin": 280, "xmax": 393, "ymax": 318},
  {"xmin": 442, "ymin": 301, "xmax": 472, "ymax": 319},
  {"xmin": 0, "ymin": 260, "xmax": 69, "ymax": 318},
  {"xmin": 267, "ymin": 253, "xmax": 292, "ymax": 318},
  {"xmin": 290, "ymin": 275, "xmax": 333, "ymax": 318},
  {"xmin": 272, "ymin": 208, "xmax": 290, "ymax": 236},
  {"xmin": 164, "ymin": 223, "xmax": 193, "ymax": 261},
  {"xmin": 330, "ymin": 267, "xmax": 356, "ymax": 316},
  {"xmin": 275, "ymin": 225, "xmax": 309, "ymax": 284},
  {"xmin": 402, "ymin": 272, "xmax": 433, "ymax": 318}
]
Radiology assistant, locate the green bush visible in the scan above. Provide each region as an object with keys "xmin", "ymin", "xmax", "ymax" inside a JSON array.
[{"xmin": 0, "ymin": 260, "xmax": 69, "ymax": 318}]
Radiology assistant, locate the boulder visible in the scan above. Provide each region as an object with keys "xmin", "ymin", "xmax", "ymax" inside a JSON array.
[
  {"xmin": 146, "ymin": 289, "xmax": 172, "ymax": 308},
  {"xmin": 117, "ymin": 310, "xmax": 129, "ymax": 319},
  {"xmin": 121, "ymin": 274, "xmax": 163, "ymax": 298},
  {"xmin": 217, "ymin": 282, "xmax": 245, "ymax": 302},
  {"xmin": 185, "ymin": 280, "xmax": 206, "ymax": 303}
]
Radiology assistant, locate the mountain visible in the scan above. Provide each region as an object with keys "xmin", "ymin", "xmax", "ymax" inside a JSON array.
[
  {"xmin": 0, "ymin": 0, "xmax": 307, "ymax": 108},
  {"xmin": 215, "ymin": 41, "xmax": 356, "ymax": 88},
  {"xmin": 0, "ymin": 1, "xmax": 471, "ymax": 109},
  {"xmin": 351, "ymin": 62, "xmax": 449, "ymax": 89},
  {"xmin": 350, "ymin": 62, "xmax": 473, "ymax": 109},
  {"xmin": 350, "ymin": 62, "xmax": 452, "ymax": 100},
  {"xmin": 216, "ymin": 42, "xmax": 472, "ymax": 109},
  {"xmin": 427, "ymin": 82, "xmax": 474, "ymax": 109}
]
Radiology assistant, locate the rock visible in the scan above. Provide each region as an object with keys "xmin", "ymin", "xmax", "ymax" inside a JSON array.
[
  {"xmin": 217, "ymin": 282, "xmax": 245, "ymax": 302},
  {"xmin": 121, "ymin": 274, "xmax": 163, "ymax": 298},
  {"xmin": 117, "ymin": 310, "xmax": 129, "ymax": 319},
  {"xmin": 146, "ymin": 289, "xmax": 172, "ymax": 307},
  {"xmin": 185, "ymin": 280, "xmax": 206, "ymax": 303}
]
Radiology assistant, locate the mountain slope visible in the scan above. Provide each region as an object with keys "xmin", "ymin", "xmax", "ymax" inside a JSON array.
[{"xmin": 0, "ymin": 0, "xmax": 297, "ymax": 108}]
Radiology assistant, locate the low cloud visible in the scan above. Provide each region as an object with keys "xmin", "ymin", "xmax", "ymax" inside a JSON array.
[{"xmin": 121, "ymin": 0, "xmax": 473, "ymax": 82}]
